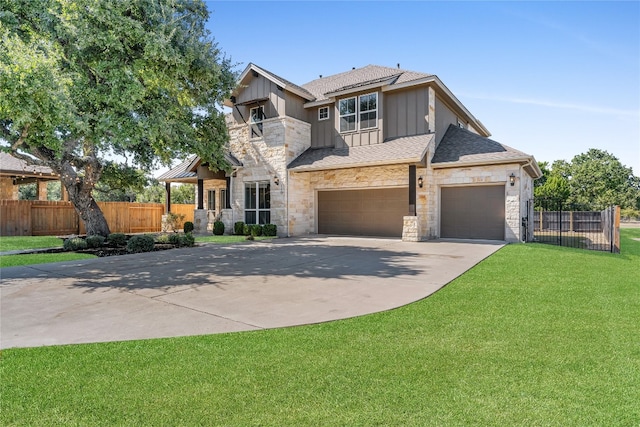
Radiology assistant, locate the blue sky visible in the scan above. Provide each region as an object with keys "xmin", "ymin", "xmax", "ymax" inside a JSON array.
[{"xmin": 203, "ymin": 0, "xmax": 639, "ymax": 174}]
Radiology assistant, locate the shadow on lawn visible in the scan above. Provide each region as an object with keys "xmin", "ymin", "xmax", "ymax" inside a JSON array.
[{"xmin": 4, "ymin": 238, "xmax": 430, "ymax": 293}]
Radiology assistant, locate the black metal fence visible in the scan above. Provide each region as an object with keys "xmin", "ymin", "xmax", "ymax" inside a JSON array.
[{"xmin": 526, "ymin": 198, "xmax": 620, "ymax": 253}]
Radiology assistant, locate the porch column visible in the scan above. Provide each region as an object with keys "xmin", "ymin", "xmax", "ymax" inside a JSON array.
[
  {"xmin": 408, "ymin": 165, "xmax": 416, "ymax": 216},
  {"xmin": 37, "ymin": 179, "xmax": 48, "ymax": 201},
  {"xmin": 165, "ymin": 182, "xmax": 171, "ymax": 213},
  {"xmin": 197, "ymin": 179, "xmax": 204, "ymax": 210}
]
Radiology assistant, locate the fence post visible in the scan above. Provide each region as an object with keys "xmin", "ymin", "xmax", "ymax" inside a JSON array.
[{"xmin": 613, "ymin": 206, "xmax": 621, "ymax": 253}]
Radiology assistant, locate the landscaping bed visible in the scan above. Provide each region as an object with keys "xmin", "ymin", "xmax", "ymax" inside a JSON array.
[{"xmin": 58, "ymin": 232, "xmax": 196, "ymax": 257}]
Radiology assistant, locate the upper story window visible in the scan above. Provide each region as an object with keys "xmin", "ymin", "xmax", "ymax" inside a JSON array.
[
  {"xmin": 318, "ymin": 106, "xmax": 329, "ymax": 121},
  {"xmin": 359, "ymin": 93, "xmax": 377, "ymax": 130},
  {"xmin": 250, "ymin": 105, "xmax": 265, "ymax": 138},
  {"xmin": 339, "ymin": 97, "xmax": 356, "ymax": 132},
  {"xmin": 338, "ymin": 92, "xmax": 378, "ymax": 133}
]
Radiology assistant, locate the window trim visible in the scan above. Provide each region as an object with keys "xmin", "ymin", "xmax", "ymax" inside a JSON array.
[
  {"xmin": 207, "ymin": 189, "xmax": 216, "ymax": 211},
  {"xmin": 318, "ymin": 106, "xmax": 330, "ymax": 121},
  {"xmin": 244, "ymin": 181, "xmax": 271, "ymax": 225},
  {"xmin": 338, "ymin": 92, "xmax": 378, "ymax": 134},
  {"xmin": 249, "ymin": 105, "xmax": 265, "ymax": 138},
  {"xmin": 338, "ymin": 96, "xmax": 357, "ymax": 133}
]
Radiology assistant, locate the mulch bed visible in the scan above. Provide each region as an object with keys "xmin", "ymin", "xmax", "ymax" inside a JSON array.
[{"xmin": 36, "ymin": 244, "xmax": 186, "ymax": 257}]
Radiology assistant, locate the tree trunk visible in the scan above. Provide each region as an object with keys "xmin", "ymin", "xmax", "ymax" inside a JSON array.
[{"xmin": 59, "ymin": 163, "xmax": 111, "ymax": 237}]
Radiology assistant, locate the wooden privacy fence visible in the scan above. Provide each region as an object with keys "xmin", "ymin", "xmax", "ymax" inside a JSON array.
[{"xmin": 0, "ymin": 200, "xmax": 195, "ymax": 236}]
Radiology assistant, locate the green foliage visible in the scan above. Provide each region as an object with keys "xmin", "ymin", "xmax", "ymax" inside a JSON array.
[
  {"xmin": 0, "ymin": 252, "xmax": 96, "ymax": 268},
  {"xmin": 0, "ymin": 0, "xmax": 235, "ymax": 236},
  {"xmin": 234, "ymin": 221, "xmax": 245, "ymax": 236},
  {"xmin": 93, "ymin": 163, "xmax": 149, "ymax": 202},
  {"xmin": 263, "ymin": 224, "xmax": 277, "ymax": 237},
  {"xmin": 534, "ymin": 174, "xmax": 570, "ymax": 202},
  {"xmin": 126, "ymin": 235, "xmax": 155, "ymax": 253},
  {"xmin": 107, "ymin": 233, "xmax": 127, "ymax": 247},
  {"xmin": 171, "ymin": 184, "xmax": 196, "ymax": 205},
  {"xmin": 181, "ymin": 233, "xmax": 195, "ymax": 247},
  {"xmin": 163, "ymin": 212, "xmax": 185, "ymax": 232},
  {"xmin": 155, "ymin": 234, "xmax": 171, "ymax": 244},
  {"xmin": 136, "ymin": 180, "xmax": 166, "ymax": 204},
  {"xmin": 46, "ymin": 181, "xmax": 61, "ymax": 200},
  {"xmin": 250, "ymin": 224, "xmax": 263, "ymax": 237},
  {"xmin": 63, "ymin": 237, "xmax": 87, "ymax": 251},
  {"xmin": 242, "ymin": 223, "xmax": 251, "ymax": 236},
  {"xmin": 0, "ymin": 236, "xmax": 63, "ymax": 251},
  {"xmin": 183, "ymin": 221, "xmax": 194, "ymax": 233},
  {"xmin": 213, "ymin": 221, "xmax": 225, "ymax": 236},
  {"xmin": 18, "ymin": 183, "xmax": 36, "ymax": 200},
  {"xmin": 85, "ymin": 235, "xmax": 105, "ymax": 249},
  {"xmin": 621, "ymin": 208, "xmax": 640, "ymax": 221}
]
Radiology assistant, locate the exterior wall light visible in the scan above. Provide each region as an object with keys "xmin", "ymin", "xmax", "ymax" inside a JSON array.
[
  {"xmin": 274, "ymin": 176, "xmax": 280, "ymax": 186},
  {"xmin": 509, "ymin": 173, "xmax": 515, "ymax": 186},
  {"xmin": 418, "ymin": 176, "xmax": 423, "ymax": 188}
]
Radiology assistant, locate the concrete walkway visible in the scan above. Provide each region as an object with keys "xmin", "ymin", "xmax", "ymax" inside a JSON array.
[{"xmin": 0, "ymin": 237, "xmax": 504, "ymax": 349}]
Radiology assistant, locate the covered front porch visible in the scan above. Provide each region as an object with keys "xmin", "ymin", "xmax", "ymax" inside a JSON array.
[{"xmin": 157, "ymin": 155, "xmax": 242, "ymax": 234}]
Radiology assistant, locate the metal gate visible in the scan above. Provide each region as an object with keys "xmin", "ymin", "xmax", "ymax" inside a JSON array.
[{"xmin": 525, "ymin": 198, "xmax": 620, "ymax": 253}]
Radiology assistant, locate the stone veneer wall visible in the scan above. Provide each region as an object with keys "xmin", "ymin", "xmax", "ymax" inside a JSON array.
[
  {"xmin": 222, "ymin": 116, "xmax": 311, "ymax": 236},
  {"xmin": 428, "ymin": 163, "xmax": 526, "ymax": 242},
  {"xmin": 0, "ymin": 177, "xmax": 18, "ymax": 199},
  {"xmin": 288, "ymin": 164, "xmax": 423, "ymax": 236}
]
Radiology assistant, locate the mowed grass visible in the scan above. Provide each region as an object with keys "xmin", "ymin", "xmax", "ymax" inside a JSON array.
[
  {"xmin": 0, "ymin": 235, "xmax": 63, "ymax": 251},
  {"xmin": 1, "ymin": 230, "xmax": 638, "ymax": 426}
]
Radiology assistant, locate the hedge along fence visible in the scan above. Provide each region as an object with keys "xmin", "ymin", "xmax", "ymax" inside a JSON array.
[{"xmin": 0, "ymin": 200, "xmax": 195, "ymax": 236}]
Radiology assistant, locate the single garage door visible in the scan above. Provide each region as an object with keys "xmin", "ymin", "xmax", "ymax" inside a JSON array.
[
  {"xmin": 318, "ymin": 188, "xmax": 408, "ymax": 237},
  {"xmin": 441, "ymin": 185, "xmax": 505, "ymax": 240}
]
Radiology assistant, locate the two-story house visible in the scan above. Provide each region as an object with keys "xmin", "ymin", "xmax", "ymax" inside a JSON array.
[{"xmin": 159, "ymin": 63, "xmax": 542, "ymax": 242}]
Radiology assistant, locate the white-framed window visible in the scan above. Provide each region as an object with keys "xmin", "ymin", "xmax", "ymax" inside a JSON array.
[
  {"xmin": 318, "ymin": 106, "xmax": 329, "ymax": 121},
  {"xmin": 249, "ymin": 105, "xmax": 265, "ymax": 138},
  {"xmin": 245, "ymin": 182, "xmax": 270, "ymax": 224},
  {"xmin": 359, "ymin": 92, "xmax": 377, "ymax": 130},
  {"xmin": 339, "ymin": 97, "xmax": 356, "ymax": 132},
  {"xmin": 207, "ymin": 189, "xmax": 215, "ymax": 211},
  {"xmin": 338, "ymin": 93, "xmax": 378, "ymax": 133},
  {"xmin": 220, "ymin": 188, "xmax": 229, "ymax": 209}
]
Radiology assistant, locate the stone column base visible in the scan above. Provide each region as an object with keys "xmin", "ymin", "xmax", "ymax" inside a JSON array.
[
  {"xmin": 402, "ymin": 216, "xmax": 421, "ymax": 242},
  {"xmin": 193, "ymin": 209, "xmax": 208, "ymax": 234}
]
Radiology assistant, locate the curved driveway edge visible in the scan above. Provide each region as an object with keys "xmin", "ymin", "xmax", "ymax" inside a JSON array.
[{"xmin": 0, "ymin": 237, "xmax": 503, "ymax": 349}]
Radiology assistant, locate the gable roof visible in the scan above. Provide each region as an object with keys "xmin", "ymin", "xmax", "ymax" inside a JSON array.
[
  {"xmin": 157, "ymin": 153, "xmax": 242, "ymax": 182},
  {"xmin": 432, "ymin": 125, "xmax": 542, "ymax": 178},
  {"xmin": 0, "ymin": 152, "xmax": 57, "ymax": 178},
  {"xmin": 301, "ymin": 65, "xmax": 432, "ymax": 102},
  {"xmin": 236, "ymin": 63, "xmax": 316, "ymax": 102},
  {"xmin": 288, "ymin": 134, "xmax": 434, "ymax": 172}
]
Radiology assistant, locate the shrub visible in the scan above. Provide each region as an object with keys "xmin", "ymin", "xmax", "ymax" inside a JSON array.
[
  {"xmin": 181, "ymin": 233, "xmax": 195, "ymax": 247},
  {"xmin": 126, "ymin": 235, "xmax": 155, "ymax": 253},
  {"xmin": 63, "ymin": 237, "xmax": 87, "ymax": 251},
  {"xmin": 263, "ymin": 224, "xmax": 277, "ymax": 237},
  {"xmin": 168, "ymin": 233, "xmax": 182, "ymax": 245},
  {"xmin": 155, "ymin": 234, "xmax": 171, "ymax": 244},
  {"xmin": 243, "ymin": 224, "xmax": 251, "ymax": 236},
  {"xmin": 163, "ymin": 212, "xmax": 185, "ymax": 232},
  {"xmin": 85, "ymin": 235, "xmax": 106, "ymax": 248},
  {"xmin": 213, "ymin": 221, "xmax": 225, "ymax": 236},
  {"xmin": 183, "ymin": 221, "xmax": 194, "ymax": 233},
  {"xmin": 108, "ymin": 233, "xmax": 127, "ymax": 246},
  {"xmin": 234, "ymin": 221, "xmax": 245, "ymax": 236},
  {"xmin": 250, "ymin": 224, "xmax": 263, "ymax": 237}
]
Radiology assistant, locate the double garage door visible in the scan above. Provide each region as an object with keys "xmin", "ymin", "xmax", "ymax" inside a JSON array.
[
  {"xmin": 317, "ymin": 188, "xmax": 407, "ymax": 237},
  {"xmin": 440, "ymin": 185, "xmax": 505, "ymax": 240}
]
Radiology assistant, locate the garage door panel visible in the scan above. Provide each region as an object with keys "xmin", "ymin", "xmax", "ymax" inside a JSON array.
[
  {"xmin": 441, "ymin": 186, "xmax": 505, "ymax": 240},
  {"xmin": 318, "ymin": 188, "xmax": 408, "ymax": 237}
]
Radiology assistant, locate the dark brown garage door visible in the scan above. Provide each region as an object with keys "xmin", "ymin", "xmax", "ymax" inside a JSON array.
[
  {"xmin": 441, "ymin": 185, "xmax": 505, "ymax": 240},
  {"xmin": 318, "ymin": 188, "xmax": 408, "ymax": 237}
]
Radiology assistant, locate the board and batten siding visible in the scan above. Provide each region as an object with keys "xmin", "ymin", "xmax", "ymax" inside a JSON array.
[
  {"xmin": 284, "ymin": 92, "xmax": 309, "ymax": 122},
  {"xmin": 310, "ymin": 105, "xmax": 334, "ymax": 148},
  {"xmin": 384, "ymin": 86, "xmax": 431, "ymax": 139},
  {"xmin": 332, "ymin": 90, "xmax": 384, "ymax": 149},
  {"xmin": 232, "ymin": 74, "xmax": 285, "ymax": 123}
]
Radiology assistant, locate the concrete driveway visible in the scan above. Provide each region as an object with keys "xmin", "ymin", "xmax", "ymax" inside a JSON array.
[{"xmin": 0, "ymin": 236, "xmax": 503, "ymax": 349}]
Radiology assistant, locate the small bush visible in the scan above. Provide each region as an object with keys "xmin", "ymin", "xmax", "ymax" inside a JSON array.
[
  {"xmin": 85, "ymin": 235, "xmax": 106, "ymax": 248},
  {"xmin": 213, "ymin": 221, "xmax": 225, "ymax": 236},
  {"xmin": 108, "ymin": 233, "xmax": 127, "ymax": 246},
  {"xmin": 263, "ymin": 224, "xmax": 277, "ymax": 237},
  {"xmin": 63, "ymin": 237, "xmax": 87, "ymax": 251},
  {"xmin": 250, "ymin": 224, "xmax": 263, "ymax": 237},
  {"xmin": 168, "ymin": 233, "xmax": 182, "ymax": 245},
  {"xmin": 183, "ymin": 221, "xmax": 194, "ymax": 233},
  {"xmin": 155, "ymin": 234, "xmax": 171, "ymax": 244},
  {"xmin": 243, "ymin": 224, "xmax": 251, "ymax": 236},
  {"xmin": 181, "ymin": 233, "xmax": 195, "ymax": 247},
  {"xmin": 126, "ymin": 235, "xmax": 155, "ymax": 253},
  {"xmin": 234, "ymin": 221, "xmax": 245, "ymax": 236}
]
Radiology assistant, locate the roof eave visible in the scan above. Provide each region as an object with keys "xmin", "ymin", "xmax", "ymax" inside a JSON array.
[
  {"xmin": 431, "ymin": 76, "xmax": 491, "ymax": 137},
  {"xmin": 289, "ymin": 157, "xmax": 425, "ymax": 173},
  {"xmin": 431, "ymin": 156, "xmax": 535, "ymax": 170}
]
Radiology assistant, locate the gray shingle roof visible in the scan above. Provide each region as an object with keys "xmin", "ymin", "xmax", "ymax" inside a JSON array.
[
  {"xmin": 301, "ymin": 65, "xmax": 433, "ymax": 101},
  {"xmin": 249, "ymin": 63, "xmax": 316, "ymax": 101},
  {"xmin": 288, "ymin": 134, "xmax": 434, "ymax": 172},
  {"xmin": 157, "ymin": 153, "xmax": 242, "ymax": 182},
  {"xmin": 431, "ymin": 125, "xmax": 530, "ymax": 166},
  {"xmin": 0, "ymin": 152, "xmax": 56, "ymax": 177}
]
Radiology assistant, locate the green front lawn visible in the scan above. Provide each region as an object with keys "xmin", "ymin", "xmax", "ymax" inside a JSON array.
[
  {"xmin": 1, "ymin": 230, "xmax": 638, "ymax": 426},
  {"xmin": 0, "ymin": 235, "xmax": 63, "ymax": 251}
]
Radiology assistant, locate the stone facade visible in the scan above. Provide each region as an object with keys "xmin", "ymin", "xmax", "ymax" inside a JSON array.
[{"xmin": 0, "ymin": 178, "xmax": 18, "ymax": 199}]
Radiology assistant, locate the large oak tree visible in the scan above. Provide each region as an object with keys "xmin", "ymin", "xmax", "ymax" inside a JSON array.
[{"xmin": 0, "ymin": 0, "xmax": 235, "ymax": 235}]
